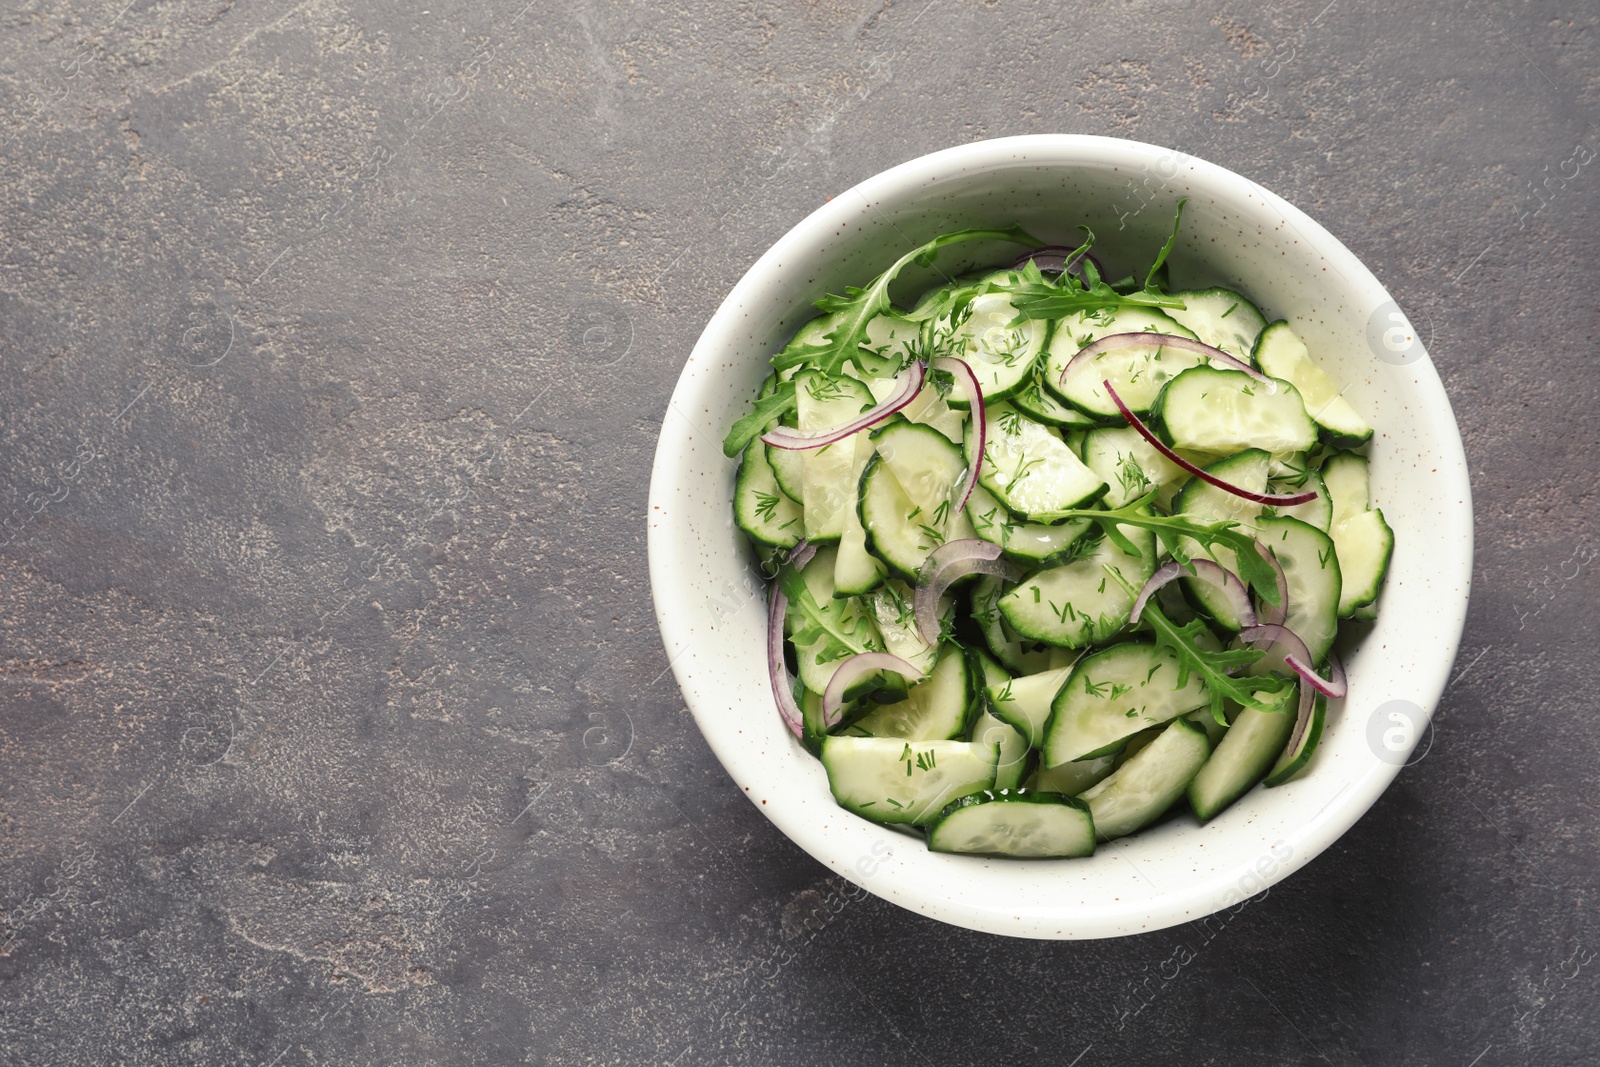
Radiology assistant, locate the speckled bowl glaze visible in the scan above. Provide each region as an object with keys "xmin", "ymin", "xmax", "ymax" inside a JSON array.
[{"xmin": 647, "ymin": 135, "xmax": 1472, "ymax": 939}]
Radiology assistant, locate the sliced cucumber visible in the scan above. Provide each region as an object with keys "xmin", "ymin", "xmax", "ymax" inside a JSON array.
[
  {"xmin": 1165, "ymin": 287, "xmax": 1269, "ymax": 364},
  {"xmin": 1044, "ymin": 306, "xmax": 1203, "ymax": 419},
  {"xmin": 1331, "ymin": 507, "xmax": 1393, "ymax": 617},
  {"xmin": 1042, "ymin": 640, "xmax": 1212, "ymax": 766},
  {"xmin": 986, "ymin": 663, "xmax": 1076, "ymax": 749},
  {"xmin": 1252, "ymin": 320, "xmax": 1373, "ymax": 447},
  {"xmin": 1321, "ymin": 451, "xmax": 1370, "ymax": 528},
  {"xmin": 1079, "ymin": 718, "xmax": 1211, "ymax": 840},
  {"xmin": 1264, "ymin": 692, "xmax": 1327, "ymax": 786},
  {"xmin": 865, "ymin": 579, "xmax": 939, "ymax": 678},
  {"xmin": 966, "ymin": 403, "xmax": 1107, "ymax": 521},
  {"xmin": 1079, "ymin": 425, "xmax": 1189, "ymax": 510},
  {"xmin": 858, "ymin": 454, "xmax": 942, "ymax": 579},
  {"xmin": 926, "ymin": 790, "xmax": 1096, "ymax": 858},
  {"xmin": 964, "ymin": 483, "xmax": 1092, "ymax": 565},
  {"xmin": 820, "ymin": 736, "xmax": 999, "ymax": 825},
  {"xmin": 1028, "ymin": 754, "xmax": 1116, "ymax": 796},
  {"xmin": 873, "ymin": 419, "xmax": 966, "ymax": 519},
  {"xmin": 734, "ymin": 441, "xmax": 805, "ymax": 548},
  {"xmin": 766, "ymin": 440, "xmax": 805, "ymax": 505},
  {"xmin": 1187, "ymin": 686, "xmax": 1298, "ymax": 823},
  {"xmin": 1268, "ymin": 466, "xmax": 1331, "ymax": 532},
  {"xmin": 1251, "ymin": 515, "xmax": 1341, "ymax": 670},
  {"xmin": 971, "ymin": 711, "xmax": 1031, "ymax": 792},
  {"xmin": 968, "ymin": 645, "xmax": 1011, "ymax": 690},
  {"xmin": 971, "ymin": 575, "xmax": 1077, "ymax": 675},
  {"xmin": 1012, "ymin": 370, "xmax": 1097, "ymax": 428},
  {"xmin": 999, "ymin": 521, "xmax": 1157, "ymax": 647},
  {"xmin": 795, "ymin": 371, "xmax": 876, "ymax": 541},
  {"xmin": 834, "ymin": 435, "xmax": 886, "ymax": 596},
  {"xmin": 941, "ymin": 285, "xmax": 1047, "ymax": 406},
  {"xmin": 854, "ymin": 643, "xmax": 972, "ymax": 740},
  {"xmin": 1152, "ymin": 366, "xmax": 1318, "ymax": 456}
]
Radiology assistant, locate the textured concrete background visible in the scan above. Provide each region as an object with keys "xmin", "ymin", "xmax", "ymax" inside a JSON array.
[{"xmin": 0, "ymin": 0, "xmax": 1595, "ymax": 1064}]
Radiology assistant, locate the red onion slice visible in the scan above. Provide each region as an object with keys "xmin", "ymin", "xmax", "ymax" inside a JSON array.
[
  {"xmin": 1130, "ymin": 559, "xmax": 1256, "ymax": 628},
  {"xmin": 1102, "ymin": 380, "xmax": 1318, "ymax": 507},
  {"xmin": 767, "ymin": 580, "xmax": 804, "ymax": 739},
  {"xmin": 914, "ymin": 539, "xmax": 1021, "ymax": 644},
  {"xmin": 1285, "ymin": 677, "xmax": 1316, "ymax": 759},
  {"xmin": 821, "ymin": 652, "xmax": 923, "ymax": 727},
  {"xmin": 1288, "ymin": 648, "xmax": 1347, "ymax": 699},
  {"xmin": 761, "ymin": 361, "xmax": 927, "ymax": 450},
  {"xmin": 766, "ymin": 540, "xmax": 818, "ymax": 739},
  {"xmin": 1255, "ymin": 541, "xmax": 1290, "ymax": 626},
  {"xmin": 1238, "ymin": 623, "xmax": 1347, "ymax": 698},
  {"xmin": 932, "ymin": 355, "xmax": 984, "ymax": 511},
  {"xmin": 1060, "ymin": 332, "xmax": 1271, "ymax": 386}
]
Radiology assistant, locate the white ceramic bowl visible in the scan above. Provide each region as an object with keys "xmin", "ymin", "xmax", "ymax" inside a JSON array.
[{"xmin": 647, "ymin": 135, "xmax": 1471, "ymax": 939}]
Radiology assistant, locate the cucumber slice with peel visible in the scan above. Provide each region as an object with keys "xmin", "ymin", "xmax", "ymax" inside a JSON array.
[
  {"xmin": 926, "ymin": 790, "xmax": 1096, "ymax": 857},
  {"xmin": 1164, "ymin": 287, "xmax": 1269, "ymax": 364},
  {"xmin": 795, "ymin": 371, "xmax": 877, "ymax": 541},
  {"xmin": 971, "ymin": 711, "xmax": 1031, "ymax": 792},
  {"xmin": 1079, "ymin": 718, "xmax": 1211, "ymax": 840},
  {"xmin": 1265, "ymin": 691, "xmax": 1327, "ymax": 786},
  {"xmin": 1252, "ymin": 320, "xmax": 1373, "ymax": 447},
  {"xmin": 986, "ymin": 663, "xmax": 1076, "ymax": 748},
  {"xmin": 965, "ymin": 483, "xmax": 1092, "ymax": 565},
  {"xmin": 821, "ymin": 736, "xmax": 999, "ymax": 825},
  {"xmin": 966, "ymin": 402, "xmax": 1108, "ymax": 521},
  {"xmin": 1250, "ymin": 516, "xmax": 1342, "ymax": 671},
  {"xmin": 734, "ymin": 442, "xmax": 804, "ymax": 548},
  {"xmin": 1043, "ymin": 640, "xmax": 1212, "ymax": 766},
  {"xmin": 1153, "ymin": 366, "xmax": 1318, "ymax": 456},
  {"xmin": 999, "ymin": 521, "xmax": 1157, "ymax": 648},
  {"xmin": 1187, "ymin": 685, "xmax": 1298, "ymax": 823},
  {"xmin": 1331, "ymin": 507, "xmax": 1393, "ymax": 617},
  {"xmin": 1173, "ymin": 450, "xmax": 1270, "ymax": 631},
  {"xmin": 854, "ymin": 643, "xmax": 972, "ymax": 741},
  {"xmin": 1044, "ymin": 306, "xmax": 1203, "ymax": 419}
]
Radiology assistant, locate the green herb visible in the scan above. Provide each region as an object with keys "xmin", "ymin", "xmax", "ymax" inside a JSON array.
[
  {"xmin": 722, "ymin": 381, "xmax": 796, "ymax": 457},
  {"xmin": 1005, "ymin": 453, "xmax": 1045, "ymax": 494},
  {"xmin": 751, "ymin": 490, "xmax": 781, "ymax": 522},
  {"xmin": 1081, "ymin": 675, "xmax": 1109, "ymax": 698},
  {"xmin": 1219, "ymin": 302, "xmax": 1239, "ymax": 319},
  {"xmin": 1036, "ymin": 492, "xmax": 1283, "ymax": 608}
]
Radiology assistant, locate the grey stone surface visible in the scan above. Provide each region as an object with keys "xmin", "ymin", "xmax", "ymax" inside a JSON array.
[{"xmin": 0, "ymin": 0, "xmax": 1595, "ymax": 1063}]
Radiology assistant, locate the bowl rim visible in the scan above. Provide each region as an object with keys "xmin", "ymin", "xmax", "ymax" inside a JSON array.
[{"xmin": 648, "ymin": 133, "xmax": 1473, "ymax": 938}]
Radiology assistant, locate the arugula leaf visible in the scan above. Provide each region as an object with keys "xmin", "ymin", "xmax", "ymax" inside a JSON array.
[
  {"xmin": 722, "ymin": 381, "xmax": 796, "ymax": 457},
  {"xmin": 1002, "ymin": 201, "xmax": 1192, "ymax": 324},
  {"xmin": 770, "ymin": 226, "xmax": 1036, "ymax": 378},
  {"xmin": 780, "ymin": 568, "xmax": 873, "ymax": 656},
  {"xmin": 1038, "ymin": 492, "xmax": 1283, "ymax": 608},
  {"xmin": 1102, "ymin": 565, "xmax": 1290, "ymax": 723},
  {"xmin": 1145, "ymin": 197, "xmax": 1188, "ymax": 292}
]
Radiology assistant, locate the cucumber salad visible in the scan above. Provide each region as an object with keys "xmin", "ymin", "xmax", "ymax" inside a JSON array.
[{"xmin": 721, "ymin": 205, "xmax": 1394, "ymax": 859}]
